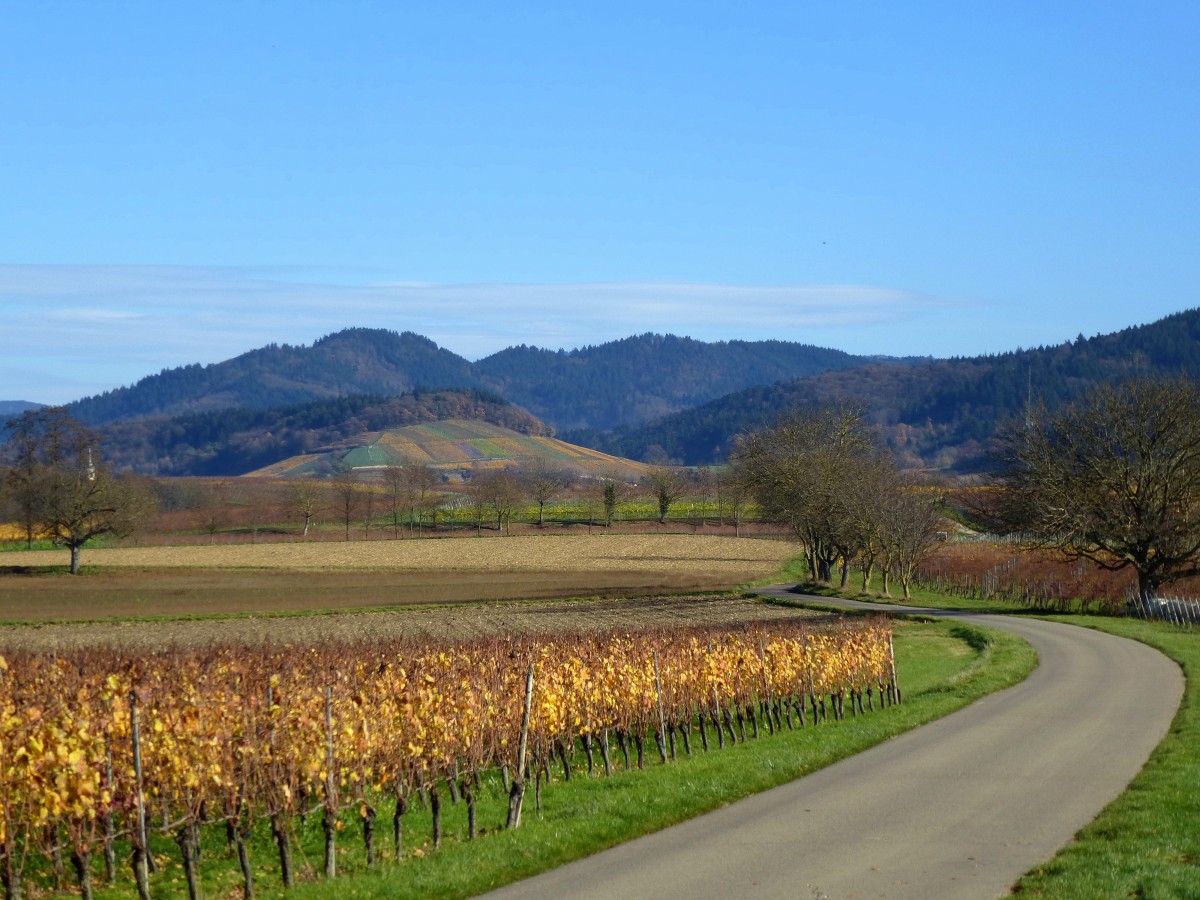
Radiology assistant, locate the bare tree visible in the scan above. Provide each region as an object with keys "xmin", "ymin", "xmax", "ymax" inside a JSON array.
[
  {"xmin": 471, "ymin": 469, "xmax": 523, "ymax": 534},
  {"xmin": 3, "ymin": 408, "xmax": 155, "ymax": 573},
  {"xmin": 5, "ymin": 406, "xmax": 84, "ymax": 547},
  {"xmin": 706, "ymin": 467, "xmax": 749, "ymax": 536},
  {"xmin": 196, "ymin": 480, "xmax": 232, "ymax": 544},
  {"xmin": 405, "ymin": 463, "xmax": 442, "ymax": 535},
  {"xmin": 733, "ymin": 405, "xmax": 877, "ymax": 583},
  {"xmin": 380, "ymin": 464, "xmax": 411, "ymax": 537},
  {"xmin": 330, "ymin": 468, "xmax": 362, "ymax": 541},
  {"xmin": 879, "ymin": 486, "xmax": 943, "ymax": 599},
  {"xmin": 996, "ymin": 376, "xmax": 1200, "ymax": 602},
  {"xmin": 644, "ymin": 466, "xmax": 689, "ymax": 525},
  {"xmin": 520, "ymin": 458, "xmax": 572, "ymax": 528},
  {"xmin": 286, "ymin": 480, "xmax": 324, "ymax": 537},
  {"xmin": 360, "ymin": 484, "xmax": 378, "ymax": 538}
]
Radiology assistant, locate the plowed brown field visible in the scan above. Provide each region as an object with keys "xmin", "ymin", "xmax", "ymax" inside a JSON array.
[
  {"xmin": 0, "ymin": 534, "xmax": 803, "ymax": 651},
  {"xmin": 0, "ymin": 594, "xmax": 831, "ymax": 653}
]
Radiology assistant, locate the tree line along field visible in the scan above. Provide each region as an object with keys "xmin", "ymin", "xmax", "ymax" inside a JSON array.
[{"xmin": 132, "ymin": 481, "xmax": 764, "ymax": 547}]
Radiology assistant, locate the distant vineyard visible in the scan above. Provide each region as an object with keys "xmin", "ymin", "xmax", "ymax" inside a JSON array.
[
  {"xmin": 913, "ymin": 542, "xmax": 1184, "ymax": 611},
  {"xmin": 0, "ymin": 617, "xmax": 895, "ymax": 899},
  {"xmin": 250, "ymin": 419, "xmax": 651, "ymax": 480}
]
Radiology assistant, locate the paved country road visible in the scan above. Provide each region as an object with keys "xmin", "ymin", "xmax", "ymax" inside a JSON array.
[{"xmin": 481, "ymin": 588, "xmax": 1184, "ymax": 900}]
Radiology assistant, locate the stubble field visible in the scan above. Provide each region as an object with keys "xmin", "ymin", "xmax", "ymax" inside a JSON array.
[{"xmin": 0, "ymin": 533, "xmax": 804, "ymax": 651}]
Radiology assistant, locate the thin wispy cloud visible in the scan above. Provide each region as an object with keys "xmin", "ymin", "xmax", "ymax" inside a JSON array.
[{"xmin": 1, "ymin": 265, "xmax": 953, "ymax": 404}]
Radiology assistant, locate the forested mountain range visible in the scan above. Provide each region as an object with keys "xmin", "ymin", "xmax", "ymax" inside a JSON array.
[
  {"xmin": 69, "ymin": 329, "xmax": 481, "ymax": 424},
  {"xmin": 64, "ymin": 329, "xmax": 906, "ymax": 432},
  {"xmin": 11, "ymin": 309, "xmax": 1200, "ymax": 477},
  {"xmin": 568, "ymin": 308, "xmax": 1200, "ymax": 473},
  {"xmin": 472, "ymin": 334, "xmax": 900, "ymax": 431}
]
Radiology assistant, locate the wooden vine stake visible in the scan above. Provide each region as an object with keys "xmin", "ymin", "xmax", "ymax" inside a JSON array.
[
  {"xmin": 506, "ymin": 663, "xmax": 536, "ymax": 829},
  {"xmin": 889, "ymin": 631, "xmax": 902, "ymax": 705},
  {"xmin": 129, "ymin": 692, "xmax": 151, "ymax": 900},
  {"xmin": 653, "ymin": 651, "xmax": 669, "ymax": 764},
  {"xmin": 322, "ymin": 686, "xmax": 337, "ymax": 879}
]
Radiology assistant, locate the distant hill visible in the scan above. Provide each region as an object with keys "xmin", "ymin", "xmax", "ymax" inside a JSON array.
[
  {"xmin": 249, "ymin": 418, "xmax": 650, "ymax": 481},
  {"xmin": 95, "ymin": 389, "xmax": 549, "ymax": 477},
  {"xmin": 0, "ymin": 401, "xmax": 43, "ymax": 420},
  {"xmin": 473, "ymin": 334, "xmax": 910, "ymax": 431},
  {"xmin": 66, "ymin": 329, "xmax": 901, "ymax": 433},
  {"xmin": 70, "ymin": 329, "xmax": 482, "ymax": 425},
  {"xmin": 571, "ymin": 308, "xmax": 1200, "ymax": 473}
]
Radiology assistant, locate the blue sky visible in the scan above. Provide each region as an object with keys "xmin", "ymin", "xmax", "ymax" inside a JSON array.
[{"xmin": 3, "ymin": 2, "xmax": 1198, "ymax": 404}]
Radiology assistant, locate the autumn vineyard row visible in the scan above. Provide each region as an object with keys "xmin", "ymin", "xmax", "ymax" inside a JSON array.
[{"xmin": 0, "ymin": 618, "xmax": 897, "ymax": 899}]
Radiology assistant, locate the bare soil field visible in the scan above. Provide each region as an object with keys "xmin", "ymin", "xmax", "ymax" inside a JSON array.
[
  {"xmin": 0, "ymin": 594, "xmax": 830, "ymax": 653},
  {"xmin": 0, "ymin": 534, "xmax": 802, "ymax": 651}
]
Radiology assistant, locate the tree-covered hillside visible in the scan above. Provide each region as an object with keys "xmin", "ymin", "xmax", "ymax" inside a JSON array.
[
  {"xmin": 69, "ymin": 329, "xmax": 482, "ymax": 424},
  {"xmin": 473, "ymin": 333, "xmax": 906, "ymax": 431},
  {"xmin": 95, "ymin": 389, "xmax": 548, "ymax": 476},
  {"xmin": 64, "ymin": 329, "xmax": 894, "ymax": 433},
  {"xmin": 569, "ymin": 308, "xmax": 1200, "ymax": 472}
]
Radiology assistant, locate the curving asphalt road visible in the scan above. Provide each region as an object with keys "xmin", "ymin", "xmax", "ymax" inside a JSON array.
[{"xmin": 480, "ymin": 588, "xmax": 1183, "ymax": 900}]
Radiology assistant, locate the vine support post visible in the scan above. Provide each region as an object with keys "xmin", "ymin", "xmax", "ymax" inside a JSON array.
[
  {"xmin": 889, "ymin": 631, "xmax": 902, "ymax": 705},
  {"xmin": 129, "ymin": 692, "xmax": 151, "ymax": 900},
  {"xmin": 653, "ymin": 651, "xmax": 669, "ymax": 764},
  {"xmin": 323, "ymin": 686, "xmax": 337, "ymax": 880},
  {"xmin": 507, "ymin": 663, "xmax": 536, "ymax": 829}
]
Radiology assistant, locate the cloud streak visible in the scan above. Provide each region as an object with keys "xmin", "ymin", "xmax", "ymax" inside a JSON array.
[{"xmin": 1, "ymin": 265, "xmax": 952, "ymax": 404}]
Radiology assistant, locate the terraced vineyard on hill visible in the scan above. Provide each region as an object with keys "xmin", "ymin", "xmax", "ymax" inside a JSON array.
[{"xmin": 249, "ymin": 419, "xmax": 650, "ymax": 480}]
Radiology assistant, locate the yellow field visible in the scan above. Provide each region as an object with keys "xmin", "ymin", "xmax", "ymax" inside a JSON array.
[
  {"xmin": 0, "ymin": 524, "xmax": 43, "ymax": 541},
  {"xmin": 1, "ymin": 533, "xmax": 794, "ymax": 576}
]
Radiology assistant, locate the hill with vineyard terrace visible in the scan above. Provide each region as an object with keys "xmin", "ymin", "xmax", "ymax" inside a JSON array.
[{"xmin": 247, "ymin": 419, "xmax": 651, "ymax": 481}]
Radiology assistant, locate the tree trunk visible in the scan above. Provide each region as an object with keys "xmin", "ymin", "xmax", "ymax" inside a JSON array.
[
  {"xmin": 233, "ymin": 824, "xmax": 254, "ymax": 899},
  {"xmin": 271, "ymin": 814, "xmax": 294, "ymax": 888},
  {"xmin": 322, "ymin": 806, "xmax": 337, "ymax": 879},
  {"xmin": 176, "ymin": 822, "xmax": 202, "ymax": 900},
  {"xmin": 460, "ymin": 780, "xmax": 477, "ymax": 840},
  {"xmin": 1, "ymin": 849, "xmax": 21, "ymax": 900},
  {"xmin": 392, "ymin": 793, "xmax": 408, "ymax": 860},
  {"xmin": 71, "ymin": 849, "xmax": 93, "ymax": 900},
  {"xmin": 362, "ymin": 802, "xmax": 377, "ymax": 867}
]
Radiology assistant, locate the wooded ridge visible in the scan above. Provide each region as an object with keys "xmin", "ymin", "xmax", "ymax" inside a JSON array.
[{"xmin": 6, "ymin": 309, "xmax": 1200, "ymax": 476}]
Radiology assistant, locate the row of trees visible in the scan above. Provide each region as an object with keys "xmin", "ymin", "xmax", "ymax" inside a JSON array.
[
  {"xmin": 285, "ymin": 459, "xmax": 748, "ymax": 540},
  {"xmin": 730, "ymin": 375, "xmax": 1200, "ymax": 606},
  {"xmin": 732, "ymin": 406, "xmax": 943, "ymax": 598}
]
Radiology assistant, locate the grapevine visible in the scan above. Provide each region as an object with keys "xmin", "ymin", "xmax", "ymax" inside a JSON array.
[{"xmin": 0, "ymin": 616, "xmax": 896, "ymax": 899}]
